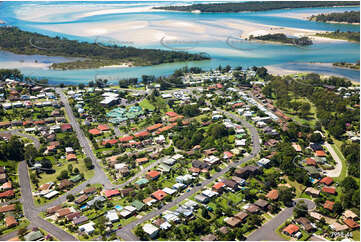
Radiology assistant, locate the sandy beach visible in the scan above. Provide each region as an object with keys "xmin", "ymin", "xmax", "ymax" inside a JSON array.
[{"xmin": 266, "ymin": 63, "xmax": 360, "ymax": 84}]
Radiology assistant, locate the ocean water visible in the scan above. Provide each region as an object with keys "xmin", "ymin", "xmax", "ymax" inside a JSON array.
[{"xmin": 0, "ymin": 1, "xmax": 359, "ymax": 84}]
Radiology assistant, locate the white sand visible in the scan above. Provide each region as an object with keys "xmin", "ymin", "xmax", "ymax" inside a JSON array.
[{"xmin": 0, "ymin": 61, "xmax": 51, "ymax": 69}]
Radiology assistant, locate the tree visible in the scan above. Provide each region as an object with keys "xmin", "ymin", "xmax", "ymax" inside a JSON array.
[
  {"xmin": 294, "ymin": 200, "xmax": 307, "ymax": 218},
  {"xmin": 66, "ymin": 194, "xmax": 75, "ymax": 202},
  {"xmin": 24, "ymin": 144, "xmax": 38, "ymax": 161},
  {"xmin": 57, "ymin": 170, "xmax": 69, "ymax": 180},
  {"xmin": 310, "ymin": 133, "xmax": 323, "ymax": 143},
  {"xmin": 278, "ymin": 188, "xmax": 294, "ymax": 206},
  {"xmin": 299, "ymin": 102, "xmax": 311, "ymax": 117},
  {"xmin": 201, "ymin": 207, "xmax": 210, "ymax": 219}
]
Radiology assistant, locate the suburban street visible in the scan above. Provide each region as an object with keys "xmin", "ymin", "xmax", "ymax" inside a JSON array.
[
  {"xmin": 246, "ymin": 199, "xmax": 316, "ymax": 241},
  {"xmin": 16, "ymin": 161, "xmax": 77, "ymax": 241},
  {"xmin": 116, "ymin": 110, "xmax": 261, "ymax": 240},
  {"xmin": 0, "ymin": 129, "xmax": 40, "ymax": 150}
]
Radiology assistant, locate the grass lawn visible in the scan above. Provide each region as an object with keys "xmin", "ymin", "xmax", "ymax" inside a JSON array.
[
  {"xmin": 284, "ymin": 176, "xmax": 306, "ymax": 198},
  {"xmin": 139, "ymin": 99, "xmax": 155, "ymax": 111},
  {"xmin": 0, "ymin": 218, "xmax": 30, "ymax": 236},
  {"xmin": 353, "ymin": 230, "xmax": 360, "ymax": 241}
]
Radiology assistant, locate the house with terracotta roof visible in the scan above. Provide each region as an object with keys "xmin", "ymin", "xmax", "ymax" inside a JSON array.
[
  {"xmin": 151, "ymin": 190, "xmax": 167, "ymax": 201},
  {"xmin": 315, "ymin": 150, "xmax": 326, "ymax": 157},
  {"xmin": 146, "ymin": 170, "xmax": 161, "ymax": 180},
  {"xmin": 292, "ymin": 143, "xmax": 302, "ymax": 152},
  {"xmin": 165, "ymin": 111, "xmax": 178, "ymax": 117},
  {"xmin": 323, "ymin": 200, "xmax": 335, "ymax": 211},
  {"xmin": 266, "ymin": 189, "xmax": 279, "ymax": 200},
  {"xmin": 136, "ymin": 157, "xmax": 148, "ymax": 165},
  {"xmin": 0, "ymin": 204, "xmax": 16, "ymax": 213},
  {"xmin": 103, "ymin": 189, "xmax": 120, "ymax": 198},
  {"xmin": 102, "ymin": 139, "xmax": 118, "ymax": 146},
  {"xmin": 55, "ymin": 208, "xmax": 72, "ymax": 218},
  {"xmin": 134, "ymin": 131, "xmax": 150, "ymax": 138},
  {"xmin": 212, "ymin": 182, "xmax": 225, "ymax": 193},
  {"xmin": 0, "ymin": 190, "xmax": 14, "ymax": 199},
  {"xmin": 5, "ymin": 215, "xmax": 18, "ymax": 228},
  {"xmin": 322, "ymin": 186, "xmax": 336, "ymax": 195},
  {"xmin": 97, "ymin": 124, "xmax": 110, "ymax": 131},
  {"xmin": 61, "ymin": 123, "xmax": 72, "ymax": 132},
  {"xmin": 283, "ymin": 224, "xmax": 300, "ymax": 237},
  {"xmin": 223, "ymin": 151, "xmax": 233, "ymax": 160},
  {"xmin": 66, "ymin": 153, "xmax": 77, "ymax": 161},
  {"xmin": 119, "ymin": 135, "xmax": 133, "ymax": 142},
  {"xmin": 320, "ymin": 177, "xmax": 333, "ymax": 186},
  {"xmin": 305, "ymin": 158, "xmax": 316, "ymax": 166},
  {"xmin": 146, "ymin": 123, "xmax": 163, "ymax": 132},
  {"xmin": 89, "ymin": 128, "xmax": 101, "ymax": 136},
  {"xmin": 343, "ymin": 218, "xmax": 360, "ymax": 230}
]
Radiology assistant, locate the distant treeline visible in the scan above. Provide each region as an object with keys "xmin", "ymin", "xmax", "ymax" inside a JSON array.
[
  {"xmin": 316, "ymin": 30, "xmax": 360, "ymax": 42},
  {"xmin": 0, "ymin": 27, "xmax": 209, "ymax": 70},
  {"xmin": 154, "ymin": 1, "xmax": 359, "ymax": 13},
  {"xmin": 249, "ymin": 33, "xmax": 313, "ymax": 46},
  {"xmin": 310, "ymin": 11, "xmax": 360, "ymax": 23},
  {"xmin": 333, "ymin": 61, "xmax": 360, "ymax": 70}
]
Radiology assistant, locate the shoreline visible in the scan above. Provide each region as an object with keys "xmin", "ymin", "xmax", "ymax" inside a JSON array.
[{"xmin": 265, "ymin": 62, "xmax": 360, "ymax": 84}]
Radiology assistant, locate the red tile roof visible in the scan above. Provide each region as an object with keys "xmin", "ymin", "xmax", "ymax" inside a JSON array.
[
  {"xmin": 104, "ymin": 189, "xmax": 120, "ymax": 198},
  {"xmin": 102, "ymin": 139, "xmax": 118, "ymax": 146},
  {"xmin": 224, "ymin": 151, "xmax": 233, "ymax": 159},
  {"xmin": 315, "ymin": 150, "xmax": 326, "ymax": 157},
  {"xmin": 89, "ymin": 128, "xmax": 101, "ymax": 135},
  {"xmin": 165, "ymin": 111, "xmax": 178, "ymax": 117},
  {"xmin": 0, "ymin": 204, "xmax": 16, "ymax": 213},
  {"xmin": 324, "ymin": 200, "xmax": 335, "ymax": 211},
  {"xmin": 66, "ymin": 153, "xmax": 77, "ymax": 161},
  {"xmin": 169, "ymin": 116, "xmax": 184, "ymax": 122},
  {"xmin": 320, "ymin": 177, "xmax": 333, "ymax": 186},
  {"xmin": 322, "ymin": 186, "xmax": 336, "ymax": 195},
  {"xmin": 5, "ymin": 216, "xmax": 17, "ymax": 227},
  {"xmin": 147, "ymin": 170, "xmax": 161, "ymax": 179},
  {"xmin": 136, "ymin": 157, "xmax": 148, "ymax": 164},
  {"xmin": 146, "ymin": 123, "xmax": 163, "ymax": 132},
  {"xmin": 134, "ymin": 131, "xmax": 150, "ymax": 138},
  {"xmin": 152, "ymin": 190, "xmax": 167, "ymax": 201},
  {"xmin": 305, "ymin": 158, "xmax": 316, "ymax": 166},
  {"xmin": 158, "ymin": 125, "xmax": 173, "ymax": 133},
  {"xmin": 266, "ymin": 189, "xmax": 279, "ymax": 200},
  {"xmin": 283, "ymin": 224, "xmax": 299, "ymax": 235},
  {"xmin": 97, "ymin": 124, "xmax": 110, "ymax": 131},
  {"xmin": 343, "ymin": 219, "xmax": 360, "ymax": 229},
  {"xmin": 61, "ymin": 123, "xmax": 72, "ymax": 131},
  {"xmin": 0, "ymin": 190, "xmax": 14, "ymax": 198},
  {"xmin": 119, "ymin": 136, "xmax": 133, "ymax": 142},
  {"xmin": 212, "ymin": 182, "xmax": 225, "ymax": 191}
]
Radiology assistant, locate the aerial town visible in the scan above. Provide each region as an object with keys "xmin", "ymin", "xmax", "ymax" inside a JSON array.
[
  {"xmin": 0, "ymin": 64, "xmax": 359, "ymax": 241},
  {"xmin": 0, "ymin": 0, "xmax": 360, "ymax": 241}
]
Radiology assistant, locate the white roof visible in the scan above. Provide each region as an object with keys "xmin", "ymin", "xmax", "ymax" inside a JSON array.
[
  {"xmin": 43, "ymin": 190, "xmax": 59, "ymax": 199},
  {"xmin": 114, "ymin": 163, "xmax": 127, "ymax": 170},
  {"xmin": 162, "ymin": 187, "xmax": 176, "ymax": 195},
  {"xmin": 143, "ymin": 223, "xmax": 159, "ymax": 235},
  {"xmin": 106, "ymin": 210, "xmax": 119, "ymax": 222},
  {"xmin": 124, "ymin": 205, "xmax": 137, "ymax": 213},
  {"xmin": 202, "ymin": 189, "xmax": 218, "ymax": 198},
  {"xmin": 79, "ymin": 222, "xmax": 95, "ymax": 233},
  {"xmin": 172, "ymin": 154, "xmax": 184, "ymax": 160}
]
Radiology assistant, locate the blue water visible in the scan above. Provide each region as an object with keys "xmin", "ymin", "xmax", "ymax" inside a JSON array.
[{"xmin": 0, "ymin": 1, "xmax": 359, "ymax": 84}]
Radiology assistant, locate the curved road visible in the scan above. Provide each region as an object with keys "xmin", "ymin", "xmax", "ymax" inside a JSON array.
[
  {"xmin": 246, "ymin": 199, "xmax": 316, "ymax": 241},
  {"xmin": 116, "ymin": 110, "xmax": 261, "ymax": 240},
  {"xmin": 0, "ymin": 129, "xmax": 40, "ymax": 150}
]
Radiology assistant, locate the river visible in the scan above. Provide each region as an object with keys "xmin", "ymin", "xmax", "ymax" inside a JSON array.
[{"xmin": 0, "ymin": 1, "xmax": 359, "ymax": 84}]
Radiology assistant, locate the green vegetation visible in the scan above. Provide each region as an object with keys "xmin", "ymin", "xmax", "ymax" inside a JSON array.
[
  {"xmin": 154, "ymin": 1, "xmax": 359, "ymax": 12},
  {"xmin": 333, "ymin": 61, "xmax": 360, "ymax": 70},
  {"xmin": 310, "ymin": 11, "xmax": 360, "ymax": 24},
  {"xmin": 249, "ymin": 33, "xmax": 313, "ymax": 46},
  {"xmin": 315, "ymin": 30, "xmax": 360, "ymax": 42},
  {"xmin": 0, "ymin": 27, "xmax": 209, "ymax": 70}
]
